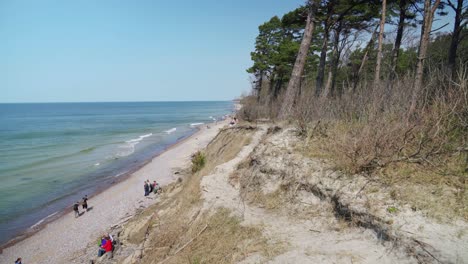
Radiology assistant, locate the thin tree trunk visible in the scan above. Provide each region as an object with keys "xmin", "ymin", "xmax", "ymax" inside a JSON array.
[
  {"xmin": 268, "ymin": 73, "xmax": 275, "ymax": 99},
  {"xmin": 409, "ymin": 0, "xmax": 441, "ymax": 116},
  {"xmin": 374, "ymin": 0, "xmax": 387, "ymax": 87},
  {"xmin": 280, "ymin": 0, "xmax": 318, "ymax": 118},
  {"xmin": 448, "ymin": 0, "xmax": 463, "ymax": 80},
  {"xmin": 273, "ymin": 74, "xmax": 284, "ymax": 98},
  {"xmin": 353, "ymin": 25, "xmax": 379, "ymax": 92},
  {"xmin": 316, "ymin": 2, "xmax": 335, "ymax": 96},
  {"xmin": 330, "ymin": 23, "xmax": 342, "ymax": 97},
  {"xmin": 316, "ymin": 24, "xmax": 329, "ymax": 96},
  {"xmin": 389, "ymin": 0, "xmax": 407, "ymax": 81},
  {"xmin": 256, "ymin": 71, "xmax": 264, "ymax": 102},
  {"xmin": 324, "ymin": 69, "xmax": 333, "ymax": 97}
]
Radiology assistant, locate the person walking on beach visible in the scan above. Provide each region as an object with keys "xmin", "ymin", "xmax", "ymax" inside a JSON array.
[
  {"xmin": 144, "ymin": 181, "xmax": 149, "ymax": 196},
  {"xmin": 148, "ymin": 179, "xmax": 154, "ymax": 193},
  {"xmin": 73, "ymin": 201, "xmax": 80, "ymax": 218},
  {"xmin": 82, "ymin": 195, "xmax": 88, "ymax": 211}
]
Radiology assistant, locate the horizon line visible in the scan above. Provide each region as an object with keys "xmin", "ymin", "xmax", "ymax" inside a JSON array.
[{"xmin": 0, "ymin": 99, "xmax": 239, "ymax": 104}]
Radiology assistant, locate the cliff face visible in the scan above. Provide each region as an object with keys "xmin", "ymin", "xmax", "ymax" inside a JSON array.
[{"xmin": 82, "ymin": 124, "xmax": 467, "ymax": 264}]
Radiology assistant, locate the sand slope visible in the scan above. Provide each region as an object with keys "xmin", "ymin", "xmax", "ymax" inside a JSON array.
[{"xmin": 200, "ymin": 126, "xmax": 414, "ymax": 263}]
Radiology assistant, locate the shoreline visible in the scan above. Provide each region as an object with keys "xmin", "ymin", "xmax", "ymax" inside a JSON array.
[
  {"xmin": 0, "ymin": 120, "xmax": 228, "ymax": 263},
  {"xmin": 0, "ymin": 127, "xmax": 200, "ymax": 252}
]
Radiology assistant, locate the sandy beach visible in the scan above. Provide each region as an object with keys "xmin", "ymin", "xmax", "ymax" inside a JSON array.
[{"xmin": 0, "ymin": 121, "xmax": 227, "ymax": 264}]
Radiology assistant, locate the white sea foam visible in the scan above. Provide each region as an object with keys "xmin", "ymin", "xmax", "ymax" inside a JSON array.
[
  {"xmin": 190, "ymin": 122, "xmax": 204, "ymax": 127},
  {"xmin": 114, "ymin": 171, "xmax": 127, "ymax": 178},
  {"xmin": 165, "ymin": 128, "xmax": 177, "ymax": 134},
  {"xmin": 94, "ymin": 163, "xmax": 100, "ymax": 166},
  {"xmin": 116, "ymin": 143, "xmax": 136, "ymax": 157},
  {"xmin": 125, "ymin": 133, "xmax": 153, "ymax": 144},
  {"xmin": 31, "ymin": 219, "xmax": 45, "ymax": 229},
  {"xmin": 30, "ymin": 211, "xmax": 58, "ymax": 229},
  {"xmin": 117, "ymin": 133, "xmax": 153, "ymax": 157}
]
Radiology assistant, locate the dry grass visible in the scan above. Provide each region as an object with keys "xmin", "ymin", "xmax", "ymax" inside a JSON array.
[
  {"xmin": 299, "ymin": 116, "xmax": 467, "ymax": 220},
  {"xmin": 243, "ymin": 187, "xmax": 286, "ymax": 210},
  {"xmin": 200, "ymin": 125, "xmax": 256, "ymax": 175},
  {"xmin": 158, "ymin": 208, "xmax": 280, "ymax": 264},
  {"xmin": 238, "ymin": 94, "xmax": 283, "ymax": 122},
  {"xmin": 380, "ymin": 162, "xmax": 468, "ymax": 220}
]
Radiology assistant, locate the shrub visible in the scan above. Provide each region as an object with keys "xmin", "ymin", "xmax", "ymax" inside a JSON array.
[
  {"xmin": 191, "ymin": 151, "xmax": 206, "ymax": 173},
  {"xmin": 287, "ymin": 66, "xmax": 468, "ymax": 178},
  {"xmin": 387, "ymin": 206, "xmax": 398, "ymax": 214},
  {"xmin": 238, "ymin": 93, "xmax": 283, "ymax": 122}
]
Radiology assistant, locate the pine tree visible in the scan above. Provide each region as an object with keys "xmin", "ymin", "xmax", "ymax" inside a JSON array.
[{"xmin": 280, "ymin": 0, "xmax": 319, "ymax": 118}]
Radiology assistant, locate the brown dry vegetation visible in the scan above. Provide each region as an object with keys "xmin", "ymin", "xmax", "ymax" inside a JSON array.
[
  {"xmin": 239, "ymin": 69, "xmax": 468, "ymax": 220},
  {"xmin": 125, "ymin": 126, "xmax": 281, "ymax": 264}
]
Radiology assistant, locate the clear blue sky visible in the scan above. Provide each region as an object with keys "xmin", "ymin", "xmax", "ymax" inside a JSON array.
[
  {"xmin": 0, "ymin": 1, "xmax": 455, "ymax": 103},
  {"xmin": 1, "ymin": 0, "xmax": 303, "ymax": 103}
]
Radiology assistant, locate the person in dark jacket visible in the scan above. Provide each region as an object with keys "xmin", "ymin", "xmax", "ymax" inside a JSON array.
[
  {"xmin": 144, "ymin": 181, "xmax": 149, "ymax": 196},
  {"xmin": 148, "ymin": 179, "xmax": 154, "ymax": 193},
  {"xmin": 15, "ymin": 257, "xmax": 22, "ymax": 264},
  {"xmin": 82, "ymin": 195, "xmax": 88, "ymax": 211},
  {"xmin": 73, "ymin": 201, "xmax": 80, "ymax": 218}
]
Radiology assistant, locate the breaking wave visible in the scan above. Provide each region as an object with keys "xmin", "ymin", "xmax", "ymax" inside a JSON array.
[
  {"xmin": 165, "ymin": 128, "xmax": 177, "ymax": 134},
  {"xmin": 116, "ymin": 133, "xmax": 153, "ymax": 157}
]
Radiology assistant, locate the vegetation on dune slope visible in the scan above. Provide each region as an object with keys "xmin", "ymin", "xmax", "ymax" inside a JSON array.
[
  {"xmin": 129, "ymin": 126, "xmax": 281, "ymax": 264},
  {"xmin": 241, "ymin": 0, "xmax": 467, "ymax": 220}
]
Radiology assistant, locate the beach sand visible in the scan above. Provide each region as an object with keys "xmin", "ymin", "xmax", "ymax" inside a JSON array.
[{"xmin": 0, "ymin": 121, "xmax": 227, "ymax": 264}]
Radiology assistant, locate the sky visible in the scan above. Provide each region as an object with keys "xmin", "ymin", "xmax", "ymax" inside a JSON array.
[
  {"xmin": 0, "ymin": 0, "xmax": 456, "ymax": 103},
  {"xmin": 0, "ymin": 0, "xmax": 303, "ymax": 103}
]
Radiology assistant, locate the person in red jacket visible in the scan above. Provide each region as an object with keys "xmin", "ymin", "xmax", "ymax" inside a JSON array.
[{"xmin": 97, "ymin": 237, "xmax": 113, "ymax": 257}]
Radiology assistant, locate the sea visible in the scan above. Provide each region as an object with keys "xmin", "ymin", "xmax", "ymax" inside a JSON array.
[{"xmin": 0, "ymin": 101, "xmax": 234, "ymax": 246}]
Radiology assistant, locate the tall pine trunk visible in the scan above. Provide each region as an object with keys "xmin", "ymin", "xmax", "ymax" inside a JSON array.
[
  {"xmin": 256, "ymin": 71, "xmax": 264, "ymax": 102},
  {"xmin": 316, "ymin": 3, "xmax": 335, "ymax": 96},
  {"xmin": 389, "ymin": 0, "xmax": 407, "ymax": 81},
  {"xmin": 448, "ymin": 0, "xmax": 463, "ymax": 80},
  {"xmin": 374, "ymin": 0, "xmax": 387, "ymax": 87},
  {"xmin": 410, "ymin": 0, "xmax": 441, "ymax": 116},
  {"xmin": 316, "ymin": 25, "xmax": 329, "ymax": 96},
  {"xmin": 280, "ymin": 0, "xmax": 318, "ymax": 118},
  {"xmin": 330, "ymin": 23, "xmax": 342, "ymax": 97}
]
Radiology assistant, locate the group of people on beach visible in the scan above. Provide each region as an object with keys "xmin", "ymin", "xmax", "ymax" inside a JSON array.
[
  {"xmin": 144, "ymin": 180, "xmax": 161, "ymax": 196},
  {"xmin": 97, "ymin": 234, "xmax": 114, "ymax": 257},
  {"xmin": 229, "ymin": 117, "xmax": 238, "ymax": 127},
  {"xmin": 73, "ymin": 195, "xmax": 89, "ymax": 218}
]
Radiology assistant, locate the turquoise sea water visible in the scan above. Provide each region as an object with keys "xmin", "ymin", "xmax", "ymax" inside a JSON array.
[{"xmin": 0, "ymin": 101, "xmax": 233, "ymax": 245}]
